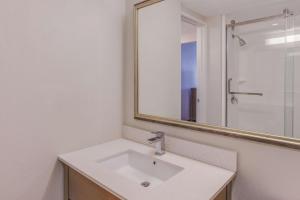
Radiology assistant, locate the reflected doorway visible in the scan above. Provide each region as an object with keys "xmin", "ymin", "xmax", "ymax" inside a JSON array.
[{"xmin": 181, "ymin": 15, "xmax": 207, "ymax": 123}]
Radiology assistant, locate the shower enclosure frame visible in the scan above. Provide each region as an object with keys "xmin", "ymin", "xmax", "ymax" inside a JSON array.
[
  {"xmin": 226, "ymin": 9, "xmax": 293, "ymax": 28},
  {"xmin": 225, "ymin": 9, "xmax": 295, "ymax": 135}
]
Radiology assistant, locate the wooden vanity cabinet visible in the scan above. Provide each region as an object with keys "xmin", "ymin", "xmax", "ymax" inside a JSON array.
[
  {"xmin": 64, "ymin": 165, "xmax": 231, "ymax": 200},
  {"xmin": 214, "ymin": 185, "xmax": 231, "ymax": 200},
  {"xmin": 64, "ymin": 166, "xmax": 121, "ymax": 200}
]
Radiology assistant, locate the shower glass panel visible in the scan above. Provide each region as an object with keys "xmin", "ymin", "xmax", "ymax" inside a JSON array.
[
  {"xmin": 289, "ymin": 14, "xmax": 300, "ymax": 139},
  {"xmin": 284, "ymin": 14, "xmax": 295, "ymax": 137},
  {"xmin": 227, "ymin": 12, "xmax": 295, "ymax": 137}
]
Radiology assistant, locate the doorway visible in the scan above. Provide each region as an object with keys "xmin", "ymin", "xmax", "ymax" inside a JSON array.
[{"xmin": 181, "ymin": 15, "xmax": 207, "ymax": 123}]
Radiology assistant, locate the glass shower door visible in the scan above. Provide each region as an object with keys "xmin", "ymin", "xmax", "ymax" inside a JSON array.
[{"xmin": 227, "ymin": 13, "xmax": 295, "ymax": 137}]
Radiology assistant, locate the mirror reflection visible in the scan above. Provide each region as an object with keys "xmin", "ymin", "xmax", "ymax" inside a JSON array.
[{"xmin": 137, "ymin": 0, "xmax": 300, "ymax": 139}]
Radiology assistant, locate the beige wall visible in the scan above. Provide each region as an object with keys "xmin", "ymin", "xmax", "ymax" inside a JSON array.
[
  {"xmin": 0, "ymin": 0, "xmax": 124, "ymax": 200},
  {"xmin": 206, "ymin": 16, "xmax": 223, "ymax": 126},
  {"xmin": 124, "ymin": 0, "xmax": 300, "ymax": 200},
  {"xmin": 138, "ymin": 0, "xmax": 181, "ymax": 119}
]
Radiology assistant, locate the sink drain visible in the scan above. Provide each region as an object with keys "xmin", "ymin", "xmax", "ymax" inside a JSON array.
[{"xmin": 141, "ymin": 181, "xmax": 150, "ymax": 187}]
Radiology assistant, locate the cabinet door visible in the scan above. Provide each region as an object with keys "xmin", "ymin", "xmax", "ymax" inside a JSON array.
[
  {"xmin": 214, "ymin": 187, "xmax": 227, "ymax": 200},
  {"xmin": 69, "ymin": 168, "xmax": 120, "ymax": 200}
]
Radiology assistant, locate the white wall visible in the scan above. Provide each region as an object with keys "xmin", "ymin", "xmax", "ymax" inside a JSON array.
[
  {"xmin": 124, "ymin": 1, "xmax": 300, "ymax": 200},
  {"xmin": 138, "ymin": 0, "xmax": 181, "ymax": 119},
  {"xmin": 294, "ymin": 51, "xmax": 300, "ymax": 138},
  {"xmin": 292, "ymin": 15, "xmax": 300, "ymax": 138},
  {"xmin": 206, "ymin": 16, "xmax": 223, "ymax": 126},
  {"xmin": 0, "ymin": 0, "xmax": 124, "ymax": 200}
]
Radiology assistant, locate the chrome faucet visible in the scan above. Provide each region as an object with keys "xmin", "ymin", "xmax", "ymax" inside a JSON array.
[{"xmin": 148, "ymin": 131, "xmax": 165, "ymax": 155}]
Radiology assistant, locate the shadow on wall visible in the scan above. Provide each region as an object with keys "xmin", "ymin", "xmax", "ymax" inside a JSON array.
[{"xmin": 42, "ymin": 161, "xmax": 64, "ymax": 200}]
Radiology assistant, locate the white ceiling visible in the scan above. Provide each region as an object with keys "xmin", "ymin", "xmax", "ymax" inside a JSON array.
[{"xmin": 180, "ymin": 0, "xmax": 299, "ymax": 17}]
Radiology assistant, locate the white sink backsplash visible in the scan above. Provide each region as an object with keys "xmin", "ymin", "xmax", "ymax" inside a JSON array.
[{"xmin": 122, "ymin": 125, "xmax": 237, "ymax": 172}]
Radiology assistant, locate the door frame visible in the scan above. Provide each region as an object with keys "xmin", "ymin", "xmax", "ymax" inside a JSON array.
[{"xmin": 181, "ymin": 12, "xmax": 208, "ymax": 123}]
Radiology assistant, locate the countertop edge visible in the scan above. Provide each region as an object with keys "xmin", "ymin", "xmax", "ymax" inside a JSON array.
[{"xmin": 58, "ymin": 139, "xmax": 236, "ymax": 200}]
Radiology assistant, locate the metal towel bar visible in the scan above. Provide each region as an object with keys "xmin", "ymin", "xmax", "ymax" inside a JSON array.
[{"xmin": 228, "ymin": 78, "xmax": 263, "ymax": 96}]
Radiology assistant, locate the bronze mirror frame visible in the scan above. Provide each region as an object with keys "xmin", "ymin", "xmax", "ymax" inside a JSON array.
[{"xmin": 134, "ymin": 0, "xmax": 300, "ymax": 150}]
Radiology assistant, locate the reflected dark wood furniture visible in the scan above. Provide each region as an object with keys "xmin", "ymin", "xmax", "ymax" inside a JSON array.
[{"xmin": 190, "ymin": 87, "xmax": 197, "ymax": 122}]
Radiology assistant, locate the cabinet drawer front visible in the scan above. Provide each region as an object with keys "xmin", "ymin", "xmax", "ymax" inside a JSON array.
[{"xmin": 69, "ymin": 168, "xmax": 120, "ymax": 200}]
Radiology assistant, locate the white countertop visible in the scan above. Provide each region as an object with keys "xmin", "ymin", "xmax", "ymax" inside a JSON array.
[{"xmin": 59, "ymin": 139, "xmax": 235, "ymax": 200}]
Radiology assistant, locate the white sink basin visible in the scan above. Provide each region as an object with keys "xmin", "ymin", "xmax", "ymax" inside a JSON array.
[{"xmin": 97, "ymin": 150, "xmax": 184, "ymax": 188}]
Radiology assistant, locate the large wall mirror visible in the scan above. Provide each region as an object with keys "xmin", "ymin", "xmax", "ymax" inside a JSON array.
[{"xmin": 134, "ymin": 0, "xmax": 300, "ymax": 149}]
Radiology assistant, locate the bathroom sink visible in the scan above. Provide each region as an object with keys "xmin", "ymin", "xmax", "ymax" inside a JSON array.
[{"xmin": 97, "ymin": 150, "xmax": 183, "ymax": 188}]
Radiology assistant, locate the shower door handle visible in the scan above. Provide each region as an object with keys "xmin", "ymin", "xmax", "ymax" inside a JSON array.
[{"xmin": 228, "ymin": 78, "xmax": 263, "ymax": 96}]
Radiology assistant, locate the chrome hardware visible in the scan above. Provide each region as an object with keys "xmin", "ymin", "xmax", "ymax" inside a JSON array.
[
  {"xmin": 148, "ymin": 131, "xmax": 165, "ymax": 155},
  {"xmin": 141, "ymin": 181, "xmax": 150, "ymax": 187},
  {"xmin": 231, "ymin": 95, "xmax": 239, "ymax": 104},
  {"xmin": 228, "ymin": 78, "xmax": 263, "ymax": 96},
  {"xmin": 227, "ymin": 9, "xmax": 293, "ymax": 28}
]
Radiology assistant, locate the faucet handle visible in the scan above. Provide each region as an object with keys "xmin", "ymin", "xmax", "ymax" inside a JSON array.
[
  {"xmin": 151, "ymin": 131, "xmax": 165, "ymax": 138},
  {"xmin": 149, "ymin": 131, "xmax": 166, "ymax": 155}
]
